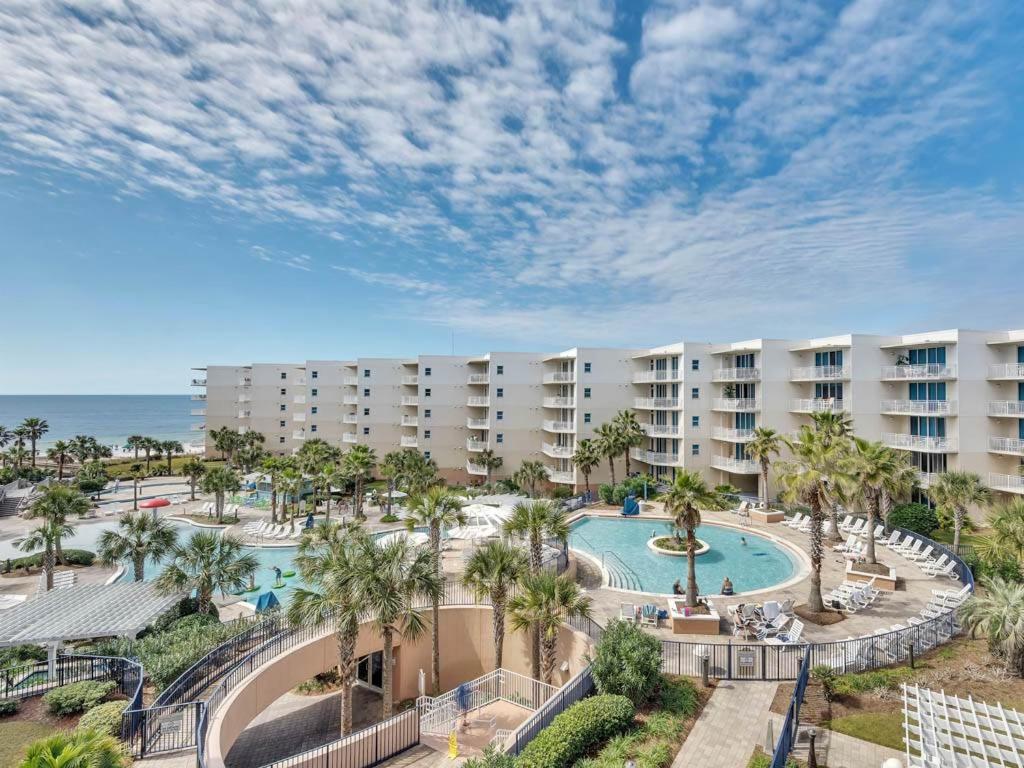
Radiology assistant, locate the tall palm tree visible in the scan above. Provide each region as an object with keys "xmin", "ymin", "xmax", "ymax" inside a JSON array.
[
  {"xmin": 959, "ymin": 577, "xmax": 1024, "ymax": 676},
  {"xmin": 515, "ymin": 460, "xmax": 547, "ymax": 498},
  {"xmin": 399, "ymin": 450, "xmax": 440, "ymax": 495},
  {"xmin": 9, "ymin": 444, "xmax": 29, "ymax": 471},
  {"xmin": 662, "ymin": 470, "xmax": 728, "ymax": 607},
  {"xmin": 156, "ymin": 532, "xmax": 258, "ymax": 614},
  {"xmin": 279, "ymin": 467, "xmax": 303, "ymax": 529},
  {"xmin": 97, "ymin": 511, "xmax": 178, "ymax": 581},
  {"xmin": 0, "ymin": 425, "xmax": 12, "ymax": 459},
  {"xmin": 478, "ymin": 449, "xmax": 503, "ymax": 486},
  {"xmin": 25, "ymin": 485, "xmax": 90, "ymax": 566},
  {"xmin": 125, "ymin": 435, "xmax": 146, "ymax": 461},
  {"xmin": 352, "ymin": 536, "xmax": 443, "ymax": 718},
  {"xmin": 46, "ymin": 440, "xmax": 73, "ymax": 481},
  {"xmin": 69, "ymin": 435, "xmax": 97, "ymax": 466},
  {"xmin": 141, "ymin": 437, "xmax": 160, "ymax": 473},
  {"xmin": 298, "ymin": 438, "xmax": 340, "ymax": 513},
  {"xmin": 405, "ymin": 486, "xmax": 466, "ymax": 694},
  {"xmin": 613, "ymin": 410, "xmax": 645, "ymax": 476},
  {"xmin": 343, "ymin": 445, "xmax": 377, "ymax": 520},
  {"xmin": 745, "ymin": 427, "xmax": 783, "ymax": 511},
  {"xmin": 19, "ymin": 417, "xmax": 48, "ymax": 467},
  {"xmin": 17, "ymin": 519, "xmax": 74, "ymax": 591},
  {"xmin": 260, "ymin": 456, "xmax": 285, "ymax": 524},
  {"xmin": 878, "ymin": 449, "xmax": 917, "ymax": 523},
  {"xmin": 508, "ymin": 572, "xmax": 591, "ymax": 684},
  {"xmin": 593, "ymin": 422, "xmax": 622, "ymax": 487},
  {"xmin": 379, "ymin": 451, "xmax": 405, "ymax": 518},
  {"xmin": 463, "ymin": 540, "xmax": 528, "ymax": 670},
  {"xmin": 162, "ymin": 440, "xmax": 184, "ymax": 474},
  {"xmin": 181, "ymin": 457, "xmax": 206, "ymax": 501},
  {"xmin": 809, "ymin": 411, "xmax": 854, "ymax": 542},
  {"xmin": 974, "ymin": 498, "xmax": 1024, "ymax": 569},
  {"xmin": 849, "ymin": 439, "xmax": 900, "ymax": 565},
  {"xmin": 571, "ymin": 439, "xmax": 601, "ymax": 495},
  {"xmin": 201, "ymin": 465, "xmax": 241, "ymax": 524},
  {"xmin": 129, "ymin": 463, "xmax": 146, "ymax": 511},
  {"xmin": 289, "ymin": 524, "xmax": 368, "ymax": 735},
  {"xmin": 930, "ymin": 471, "xmax": 991, "ymax": 552}
]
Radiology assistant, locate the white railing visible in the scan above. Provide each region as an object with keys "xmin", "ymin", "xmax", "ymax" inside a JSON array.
[
  {"xmin": 466, "ymin": 418, "xmax": 489, "ymax": 429},
  {"xmin": 713, "ymin": 398, "xmax": 760, "ymax": 411},
  {"xmin": 343, "ymin": 376, "xmax": 358, "ymax": 386},
  {"xmin": 712, "ymin": 367, "xmax": 760, "ymax": 382},
  {"xmin": 401, "ymin": 396, "xmax": 419, "ymax": 406},
  {"xmin": 989, "ymin": 363, "xmax": 1024, "ymax": 380},
  {"xmin": 642, "ymin": 423, "xmax": 680, "ymax": 436},
  {"xmin": 881, "ymin": 364, "xmax": 957, "ymax": 380},
  {"xmin": 467, "ymin": 396, "xmax": 490, "ymax": 407},
  {"xmin": 988, "ymin": 400, "xmax": 1024, "ymax": 417},
  {"xmin": 342, "ymin": 433, "xmax": 357, "ymax": 444},
  {"xmin": 293, "ymin": 413, "xmax": 306, "ymax": 422},
  {"xmin": 237, "ymin": 394, "xmax": 252, "ymax": 403},
  {"xmin": 401, "ymin": 375, "xmax": 419, "ymax": 386},
  {"xmin": 190, "ymin": 408, "xmax": 206, "ymax": 417},
  {"xmin": 466, "ymin": 439, "xmax": 488, "ymax": 452},
  {"xmin": 989, "ymin": 436, "xmax": 1024, "ymax": 455},
  {"xmin": 343, "ymin": 395, "xmax": 358, "ymax": 405},
  {"xmin": 711, "ymin": 455, "xmax": 759, "ymax": 473},
  {"xmin": 634, "ymin": 397, "xmax": 680, "ymax": 409},
  {"xmin": 238, "ymin": 410, "xmax": 250, "ymax": 419},
  {"xmin": 190, "ymin": 423, "xmax": 206, "ymax": 431},
  {"xmin": 790, "ymin": 365, "xmax": 850, "ymax": 381},
  {"xmin": 417, "ymin": 669, "xmax": 555, "ymax": 738},
  {"xmin": 400, "ymin": 436, "xmax": 418, "ymax": 448},
  {"xmin": 633, "ymin": 369, "xmax": 681, "ymax": 383},
  {"xmin": 882, "ymin": 433, "xmax": 958, "ymax": 452},
  {"xmin": 189, "ymin": 440, "xmax": 205, "ymax": 450},
  {"xmin": 542, "ymin": 442, "xmax": 573, "ymax": 458},
  {"xmin": 543, "ymin": 396, "xmax": 575, "ymax": 408},
  {"xmin": 880, "ymin": 399, "xmax": 957, "ymax": 415},
  {"xmin": 401, "ymin": 416, "xmax": 417, "ymax": 427},
  {"xmin": 543, "ymin": 372, "xmax": 575, "ymax": 384},
  {"xmin": 237, "ymin": 377, "xmax": 251, "ymax": 387},
  {"xmin": 191, "ymin": 378, "xmax": 207, "ymax": 386},
  {"xmin": 917, "ymin": 472, "xmax": 940, "ymax": 489},
  {"xmin": 292, "ymin": 430, "xmax": 305, "ymax": 441},
  {"xmin": 712, "ymin": 427, "xmax": 755, "ymax": 442},
  {"xmin": 343, "ymin": 414, "xmax": 358, "ymax": 424},
  {"xmin": 466, "ymin": 461, "xmax": 488, "ymax": 476},
  {"xmin": 467, "ymin": 374, "xmax": 489, "ymax": 385},
  {"xmin": 790, "ymin": 398, "xmax": 844, "ymax": 413},
  {"xmin": 630, "ymin": 448, "xmax": 680, "ymax": 466},
  {"xmin": 293, "ymin": 395, "xmax": 306, "ymax": 405},
  {"xmin": 989, "ymin": 472, "xmax": 1024, "ymax": 493},
  {"xmin": 542, "ymin": 420, "xmax": 575, "ymax": 432},
  {"xmin": 191, "ymin": 394, "xmax": 206, "ymax": 402},
  {"xmin": 545, "ymin": 468, "xmax": 575, "ymax": 484}
]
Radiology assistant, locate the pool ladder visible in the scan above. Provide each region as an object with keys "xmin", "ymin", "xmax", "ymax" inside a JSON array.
[{"xmin": 572, "ymin": 533, "xmax": 643, "ymax": 591}]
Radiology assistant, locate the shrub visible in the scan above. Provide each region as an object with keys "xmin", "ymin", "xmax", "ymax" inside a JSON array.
[
  {"xmin": 78, "ymin": 701, "xmax": 128, "ymax": 737},
  {"xmin": 811, "ymin": 665, "xmax": 838, "ymax": 702},
  {"xmin": 151, "ymin": 596, "xmax": 219, "ymax": 632},
  {"xmin": 611, "ymin": 485, "xmax": 627, "ymax": 506},
  {"xmin": 550, "ymin": 486, "xmax": 573, "ymax": 500},
  {"xmin": 8, "ymin": 549, "xmax": 95, "ymax": 570},
  {"xmin": 598, "ymin": 484, "xmax": 615, "ymax": 504},
  {"xmin": 20, "ymin": 729, "xmax": 128, "ymax": 768},
  {"xmin": 463, "ymin": 744, "xmax": 515, "ymax": 768},
  {"xmin": 380, "ymin": 513, "xmax": 400, "ymax": 523},
  {"xmin": 0, "ymin": 699, "xmax": 19, "ymax": 717},
  {"xmin": 621, "ymin": 475, "xmax": 656, "ymax": 498},
  {"xmin": 589, "ymin": 620, "xmax": 663, "ymax": 705},
  {"xmin": 42, "ymin": 680, "xmax": 116, "ymax": 716},
  {"xmin": 0, "ymin": 644, "xmax": 47, "ymax": 669},
  {"xmin": 888, "ymin": 503, "xmax": 938, "ymax": 537},
  {"xmin": 516, "ymin": 694, "xmax": 635, "ymax": 768}
]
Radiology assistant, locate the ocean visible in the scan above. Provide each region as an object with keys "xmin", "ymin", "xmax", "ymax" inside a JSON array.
[{"xmin": 0, "ymin": 395, "xmax": 195, "ymax": 451}]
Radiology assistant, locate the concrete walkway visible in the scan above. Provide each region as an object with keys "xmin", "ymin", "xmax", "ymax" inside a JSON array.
[
  {"xmin": 672, "ymin": 681, "xmax": 777, "ymax": 768},
  {"xmin": 770, "ymin": 715, "xmax": 905, "ymax": 768}
]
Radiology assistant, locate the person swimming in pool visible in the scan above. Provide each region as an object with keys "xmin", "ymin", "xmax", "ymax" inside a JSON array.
[{"xmin": 740, "ymin": 537, "xmax": 747, "ymax": 546}]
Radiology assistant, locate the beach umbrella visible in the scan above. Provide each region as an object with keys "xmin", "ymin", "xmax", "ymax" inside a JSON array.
[
  {"xmin": 377, "ymin": 530, "xmax": 429, "ymax": 547},
  {"xmin": 139, "ymin": 497, "xmax": 171, "ymax": 520}
]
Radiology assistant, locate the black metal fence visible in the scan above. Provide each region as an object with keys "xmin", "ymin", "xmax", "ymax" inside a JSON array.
[
  {"xmin": 507, "ymin": 666, "xmax": 594, "ymax": 756},
  {"xmin": 258, "ymin": 709, "xmax": 420, "ymax": 768},
  {"xmin": 1, "ymin": 653, "xmax": 143, "ymax": 709},
  {"xmin": 771, "ymin": 650, "xmax": 811, "ymax": 768}
]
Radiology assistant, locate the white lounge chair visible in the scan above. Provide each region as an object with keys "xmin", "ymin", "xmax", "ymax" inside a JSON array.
[
  {"xmin": 888, "ymin": 533, "xmax": 913, "ymax": 550},
  {"xmin": 880, "ymin": 531, "xmax": 901, "ymax": 548},
  {"xmin": 922, "ymin": 559, "xmax": 957, "ymax": 579},
  {"xmin": 848, "ymin": 519, "xmax": 866, "ymax": 536},
  {"xmin": 756, "ymin": 614, "xmax": 791, "ymax": 640},
  {"xmin": 866, "ymin": 524, "xmax": 885, "ymax": 541},
  {"xmin": 785, "ymin": 513, "xmax": 805, "ymax": 529},
  {"xmin": 895, "ymin": 539, "xmax": 923, "ymax": 558},
  {"xmin": 832, "ymin": 534, "xmax": 858, "ymax": 553},
  {"xmin": 905, "ymin": 544, "xmax": 934, "ymax": 563},
  {"xmin": 931, "ymin": 584, "xmax": 971, "ymax": 605},
  {"xmin": 837, "ymin": 515, "xmax": 855, "ymax": 533},
  {"xmin": 620, "ymin": 603, "xmax": 637, "ymax": 624},
  {"xmin": 765, "ymin": 619, "xmax": 804, "ymax": 646}
]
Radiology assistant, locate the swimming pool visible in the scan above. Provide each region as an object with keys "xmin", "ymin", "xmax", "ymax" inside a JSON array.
[{"xmin": 568, "ymin": 516, "xmax": 800, "ymax": 596}]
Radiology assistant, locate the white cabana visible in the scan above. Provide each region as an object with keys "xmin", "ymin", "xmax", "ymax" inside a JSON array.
[
  {"xmin": 376, "ymin": 530, "xmax": 429, "ymax": 547},
  {"xmin": 448, "ymin": 523, "xmax": 498, "ymax": 541},
  {"xmin": 460, "ymin": 503, "xmax": 512, "ymax": 529},
  {"xmin": 471, "ymin": 493, "xmax": 528, "ymax": 507}
]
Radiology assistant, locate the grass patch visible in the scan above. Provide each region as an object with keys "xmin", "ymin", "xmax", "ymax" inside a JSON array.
[
  {"xmin": 0, "ymin": 720, "xmax": 57, "ymax": 768},
  {"xmin": 828, "ymin": 712, "xmax": 904, "ymax": 751},
  {"xmin": 833, "ymin": 666, "xmax": 917, "ymax": 696}
]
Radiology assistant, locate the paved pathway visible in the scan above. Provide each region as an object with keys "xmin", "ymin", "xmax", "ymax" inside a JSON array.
[
  {"xmin": 672, "ymin": 681, "xmax": 777, "ymax": 768},
  {"xmin": 770, "ymin": 715, "xmax": 905, "ymax": 768}
]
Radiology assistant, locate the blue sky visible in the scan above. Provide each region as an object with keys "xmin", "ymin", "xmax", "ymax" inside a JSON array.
[{"xmin": 1, "ymin": 0, "xmax": 1022, "ymax": 394}]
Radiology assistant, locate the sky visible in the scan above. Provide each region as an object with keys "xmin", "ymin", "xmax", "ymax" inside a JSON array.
[{"xmin": 0, "ymin": 0, "xmax": 1022, "ymax": 394}]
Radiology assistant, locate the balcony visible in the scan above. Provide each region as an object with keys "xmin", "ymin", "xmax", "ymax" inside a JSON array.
[
  {"xmin": 467, "ymin": 418, "xmax": 489, "ymax": 429},
  {"xmin": 402, "ymin": 375, "xmax": 419, "ymax": 386},
  {"xmin": 190, "ymin": 408, "xmax": 206, "ymax": 417},
  {"xmin": 545, "ymin": 468, "xmax": 575, "ymax": 485},
  {"xmin": 343, "ymin": 414, "xmax": 358, "ymax": 424},
  {"xmin": 790, "ymin": 366, "xmax": 851, "ymax": 381},
  {"xmin": 401, "ymin": 436, "xmax": 419, "ymax": 448},
  {"xmin": 711, "ymin": 456, "xmax": 759, "ymax": 474},
  {"xmin": 293, "ymin": 413, "xmax": 306, "ymax": 422},
  {"xmin": 642, "ymin": 423, "xmax": 680, "ymax": 437},
  {"xmin": 989, "ymin": 401, "xmax": 1024, "ymax": 417},
  {"xmin": 342, "ymin": 433, "xmax": 357, "ymax": 444},
  {"xmin": 467, "ymin": 439, "xmax": 488, "ymax": 452},
  {"xmin": 543, "ymin": 396, "xmax": 575, "ymax": 408},
  {"xmin": 401, "ymin": 416, "xmax": 418, "ymax": 427},
  {"xmin": 542, "ymin": 442, "xmax": 574, "ymax": 459},
  {"xmin": 712, "ymin": 427, "xmax": 755, "ymax": 442},
  {"xmin": 880, "ymin": 364, "xmax": 957, "ymax": 380},
  {"xmin": 990, "ymin": 437, "xmax": 1024, "ymax": 457},
  {"xmin": 292, "ymin": 430, "xmax": 306, "ymax": 441},
  {"xmin": 294, "ymin": 377, "xmax": 307, "ymax": 386},
  {"xmin": 467, "ymin": 374, "xmax": 489, "ymax": 385},
  {"xmin": 989, "ymin": 363, "xmax": 1024, "ymax": 380},
  {"xmin": 542, "ymin": 420, "xmax": 575, "ymax": 433},
  {"xmin": 467, "ymin": 396, "xmax": 490, "ymax": 407},
  {"xmin": 238, "ymin": 410, "xmax": 250, "ymax": 419},
  {"xmin": 917, "ymin": 472, "xmax": 940, "ymax": 489},
  {"xmin": 401, "ymin": 396, "xmax": 419, "ymax": 406},
  {"xmin": 790, "ymin": 398, "xmax": 844, "ymax": 414},
  {"xmin": 630, "ymin": 448, "xmax": 680, "ymax": 467},
  {"xmin": 712, "ymin": 398, "xmax": 760, "ymax": 412},
  {"xmin": 237, "ymin": 394, "xmax": 252, "ymax": 403},
  {"xmin": 191, "ymin": 423, "xmax": 206, "ymax": 432},
  {"xmin": 343, "ymin": 395, "xmax": 358, "ymax": 405},
  {"xmin": 712, "ymin": 367, "xmax": 760, "ymax": 382},
  {"xmin": 237, "ymin": 377, "xmax": 251, "ymax": 387},
  {"xmin": 294, "ymin": 394, "xmax": 306, "ymax": 405},
  {"xmin": 989, "ymin": 472, "xmax": 1024, "ymax": 494},
  {"xmin": 191, "ymin": 378, "xmax": 207, "ymax": 387},
  {"xmin": 633, "ymin": 370, "xmax": 682, "ymax": 384},
  {"xmin": 880, "ymin": 399, "xmax": 957, "ymax": 416},
  {"xmin": 882, "ymin": 433, "xmax": 958, "ymax": 453},
  {"xmin": 191, "ymin": 394, "xmax": 207, "ymax": 402},
  {"xmin": 543, "ymin": 372, "xmax": 575, "ymax": 384},
  {"xmin": 343, "ymin": 376, "xmax": 359, "ymax": 386},
  {"xmin": 634, "ymin": 397, "xmax": 681, "ymax": 410},
  {"xmin": 466, "ymin": 460, "xmax": 488, "ymax": 476}
]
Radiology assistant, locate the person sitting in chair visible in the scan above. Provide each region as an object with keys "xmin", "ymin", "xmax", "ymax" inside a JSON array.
[{"xmin": 672, "ymin": 579, "xmax": 683, "ymax": 596}]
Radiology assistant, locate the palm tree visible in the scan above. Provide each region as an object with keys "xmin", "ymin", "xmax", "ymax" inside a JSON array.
[
  {"xmin": 478, "ymin": 449, "xmax": 503, "ymax": 486},
  {"xmin": 508, "ymin": 572, "xmax": 591, "ymax": 684},
  {"xmin": 9, "ymin": 444, "xmax": 29, "ymax": 471},
  {"xmin": 19, "ymin": 417, "xmax": 48, "ymax": 467},
  {"xmin": 97, "ymin": 511, "xmax": 178, "ymax": 581},
  {"xmin": 156, "ymin": 531, "xmax": 259, "ymax": 615},
  {"xmin": 399, "ymin": 450, "xmax": 439, "ymax": 495},
  {"xmin": 343, "ymin": 445, "xmax": 377, "ymax": 520},
  {"xmin": 0, "ymin": 425, "xmax": 12, "ymax": 459},
  {"xmin": 289, "ymin": 524, "xmax": 368, "ymax": 735},
  {"xmin": 17, "ymin": 519, "xmax": 73, "ymax": 590},
  {"xmin": 140, "ymin": 437, "xmax": 160, "ymax": 473},
  {"xmin": 201, "ymin": 465, "xmax": 241, "ymax": 524},
  {"xmin": 745, "ymin": 427, "xmax": 783, "ymax": 511},
  {"xmin": 125, "ymin": 435, "xmax": 146, "ymax": 461},
  {"xmin": 260, "ymin": 456, "xmax": 285, "ymax": 524},
  {"xmin": 959, "ymin": 577, "xmax": 1024, "ymax": 676},
  {"xmin": 571, "ymin": 439, "xmax": 601, "ymax": 495},
  {"xmin": 974, "ymin": 498, "xmax": 1024, "ymax": 569},
  {"xmin": 809, "ymin": 411, "xmax": 854, "ymax": 542},
  {"xmin": 25, "ymin": 485, "xmax": 90, "ymax": 566},
  {"xmin": 69, "ymin": 435, "xmax": 97, "ymax": 465},
  {"xmin": 515, "ymin": 460, "xmax": 547, "ymax": 498},
  {"xmin": 279, "ymin": 466, "xmax": 303, "ymax": 529},
  {"xmin": 46, "ymin": 440, "xmax": 73, "ymax": 481},
  {"xmin": 594, "ymin": 422, "xmax": 622, "ymax": 487},
  {"xmin": 20, "ymin": 727, "xmax": 126, "ymax": 768},
  {"xmin": 662, "ymin": 470, "xmax": 728, "ymax": 607},
  {"xmin": 463, "ymin": 540, "xmax": 527, "ymax": 670},
  {"xmin": 379, "ymin": 451, "xmax": 405, "ymax": 518},
  {"xmin": 930, "ymin": 471, "xmax": 992, "ymax": 552},
  {"xmin": 613, "ymin": 410, "xmax": 645, "ymax": 475},
  {"xmin": 162, "ymin": 440, "xmax": 184, "ymax": 474},
  {"xmin": 352, "ymin": 536, "xmax": 443, "ymax": 718},
  {"xmin": 405, "ymin": 487, "xmax": 466, "ymax": 694},
  {"xmin": 129, "ymin": 463, "xmax": 146, "ymax": 511},
  {"xmin": 182, "ymin": 457, "xmax": 206, "ymax": 501}
]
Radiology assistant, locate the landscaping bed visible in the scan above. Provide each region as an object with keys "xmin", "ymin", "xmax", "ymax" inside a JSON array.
[{"xmin": 0, "ymin": 697, "xmax": 82, "ymax": 768}]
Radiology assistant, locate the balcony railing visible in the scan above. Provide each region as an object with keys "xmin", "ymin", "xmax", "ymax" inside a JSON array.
[
  {"xmin": 712, "ymin": 367, "xmax": 760, "ymax": 382},
  {"xmin": 882, "ymin": 433, "xmax": 958, "ymax": 453},
  {"xmin": 237, "ymin": 393, "xmax": 252, "ymax": 403},
  {"xmin": 642, "ymin": 423, "xmax": 680, "ymax": 437},
  {"xmin": 880, "ymin": 399, "xmax": 957, "ymax": 415},
  {"xmin": 542, "ymin": 442, "xmax": 574, "ymax": 459},
  {"xmin": 343, "ymin": 414, "xmax": 358, "ymax": 424},
  {"xmin": 544, "ymin": 467, "xmax": 575, "ymax": 484},
  {"xmin": 989, "ymin": 363, "xmax": 1024, "ymax": 380},
  {"xmin": 293, "ymin": 413, "xmax": 306, "ymax": 422},
  {"xmin": 712, "ymin": 398, "xmax": 760, "ymax": 412},
  {"xmin": 401, "ymin": 416, "xmax": 418, "ymax": 427},
  {"xmin": 917, "ymin": 471, "xmax": 940, "ymax": 489},
  {"xmin": 466, "ymin": 439, "xmax": 488, "ymax": 452},
  {"xmin": 191, "ymin": 378, "xmax": 207, "ymax": 387},
  {"xmin": 542, "ymin": 420, "xmax": 575, "ymax": 433},
  {"xmin": 293, "ymin": 394, "xmax": 306, "ymax": 405},
  {"xmin": 790, "ymin": 365, "xmax": 851, "ymax": 381},
  {"xmin": 343, "ymin": 376, "xmax": 358, "ymax": 386},
  {"xmin": 190, "ymin": 423, "xmax": 206, "ymax": 432},
  {"xmin": 881, "ymin": 364, "xmax": 957, "ymax": 380},
  {"xmin": 400, "ymin": 436, "xmax": 418, "ymax": 448},
  {"xmin": 790, "ymin": 398, "xmax": 844, "ymax": 413},
  {"xmin": 989, "ymin": 472, "xmax": 1024, "ymax": 493},
  {"xmin": 989, "ymin": 401, "xmax": 1024, "ymax": 417},
  {"xmin": 630, "ymin": 448, "xmax": 680, "ymax": 466},
  {"xmin": 467, "ymin": 396, "xmax": 490, "ymax": 407},
  {"xmin": 401, "ymin": 375, "xmax": 419, "ymax": 386},
  {"xmin": 633, "ymin": 370, "xmax": 682, "ymax": 383},
  {"xmin": 238, "ymin": 410, "xmax": 250, "ymax": 419},
  {"xmin": 292, "ymin": 430, "xmax": 305, "ymax": 441},
  {"xmin": 466, "ymin": 418, "xmax": 489, "ymax": 429},
  {"xmin": 467, "ymin": 374, "xmax": 489, "ymax": 385},
  {"xmin": 989, "ymin": 437, "xmax": 1024, "ymax": 456},
  {"xmin": 543, "ymin": 397, "xmax": 575, "ymax": 408},
  {"xmin": 466, "ymin": 461, "xmax": 488, "ymax": 476},
  {"xmin": 191, "ymin": 394, "xmax": 206, "ymax": 402},
  {"xmin": 237, "ymin": 377, "xmax": 251, "ymax": 387},
  {"xmin": 401, "ymin": 396, "xmax": 419, "ymax": 406},
  {"xmin": 634, "ymin": 397, "xmax": 681, "ymax": 409},
  {"xmin": 190, "ymin": 408, "xmax": 206, "ymax": 417},
  {"xmin": 712, "ymin": 427, "xmax": 755, "ymax": 442},
  {"xmin": 711, "ymin": 456, "xmax": 759, "ymax": 474},
  {"xmin": 542, "ymin": 372, "xmax": 575, "ymax": 384},
  {"xmin": 343, "ymin": 395, "xmax": 358, "ymax": 405},
  {"xmin": 342, "ymin": 433, "xmax": 357, "ymax": 443}
]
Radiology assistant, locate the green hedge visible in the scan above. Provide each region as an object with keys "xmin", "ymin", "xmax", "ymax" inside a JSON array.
[
  {"xmin": 0, "ymin": 699, "xmax": 18, "ymax": 717},
  {"xmin": 2, "ymin": 549, "xmax": 95, "ymax": 572},
  {"xmin": 516, "ymin": 694, "xmax": 635, "ymax": 768},
  {"xmin": 589, "ymin": 620, "xmax": 663, "ymax": 705},
  {"xmin": 42, "ymin": 680, "xmax": 116, "ymax": 716},
  {"xmin": 78, "ymin": 701, "xmax": 129, "ymax": 737},
  {"xmin": 888, "ymin": 503, "xmax": 938, "ymax": 537}
]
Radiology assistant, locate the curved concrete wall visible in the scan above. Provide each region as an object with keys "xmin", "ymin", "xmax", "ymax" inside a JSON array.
[{"xmin": 208, "ymin": 606, "xmax": 595, "ymax": 768}]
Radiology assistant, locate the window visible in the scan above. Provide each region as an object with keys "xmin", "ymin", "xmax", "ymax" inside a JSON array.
[
  {"xmin": 310, "ymin": 424, "xmax": 317, "ymax": 433},
  {"xmin": 584, "ymin": 413, "xmax": 591, "ymax": 423},
  {"xmin": 424, "ymin": 409, "xmax": 431, "ymax": 418},
  {"xmin": 363, "ymin": 369, "xmax": 370, "ymax": 377},
  {"xmin": 424, "ymin": 430, "xmax": 431, "ymax": 439},
  {"xmin": 691, "ymin": 444, "xmax": 699, "ymax": 456},
  {"xmin": 280, "ymin": 372, "xmax": 287, "ymax": 380},
  {"xmin": 691, "ymin": 387, "xmax": 699, "ymax": 399},
  {"xmin": 691, "ymin": 415, "xmax": 699, "ymax": 427},
  {"xmin": 279, "ymin": 404, "xmax": 286, "ymax": 412},
  {"xmin": 311, "ymin": 406, "xmax": 318, "ymax": 414},
  {"xmin": 425, "ymin": 388, "xmax": 432, "ymax": 397},
  {"xmin": 496, "ymin": 410, "xmax": 503, "ymax": 420},
  {"xmin": 362, "ymin": 427, "xmax": 370, "ymax": 435},
  {"xmin": 424, "ymin": 367, "xmax": 432, "ymax": 376},
  {"xmin": 691, "ymin": 359, "xmax": 699, "ymax": 371},
  {"xmin": 312, "ymin": 371, "xmax": 318, "ymax": 379},
  {"xmin": 311, "ymin": 388, "xmax": 318, "ymax": 397},
  {"xmin": 496, "ymin": 365, "xmax": 504, "ymax": 375},
  {"xmin": 496, "ymin": 388, "xmax": 504, "ymax": 398},
  {"xmin": 280, "ymin": 388, "xmax": 287, "ymax": 396},
  {"xmin": 584, "ymin": 362, "xmax": 591, "ymax": 373},
  {"xmin": 583, "ymin": 387, "xmax": 591, "ymax": 398},
  {"xmin": 363, "ymin": 407, "xmax": 370, "ymax": 416},
  {"xmin": 363, "ymin": 388, "xmax": 370, "ymax": 397},
  {"xmin": 279, "ymin": 436, "xmax": 285, "ymax": 443},
  {"xmin": 424, "ymin": 451, "xmax": 431, "ymax": 460},
  {"xmin": 279, "ymin": 420, "xmax": 286, "ymax": 428},
  {"xmin": 496, "ymin": 433, "xmax": 504, "ymax": 443}
]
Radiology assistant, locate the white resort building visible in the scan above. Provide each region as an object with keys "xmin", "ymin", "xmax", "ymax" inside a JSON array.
[{"xmin": 193, "ymin": 327, "xmax": 1024, "ymax": 499}]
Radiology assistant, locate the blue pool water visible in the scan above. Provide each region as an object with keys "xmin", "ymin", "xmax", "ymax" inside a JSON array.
[{"xmin": 569, "ymin": 516, "xmax": 798, "ymax": 595}]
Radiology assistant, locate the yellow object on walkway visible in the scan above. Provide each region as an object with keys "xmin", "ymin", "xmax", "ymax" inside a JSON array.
[{"xmin": 448, "ymin": 731, "xmax": 458, "ymax": 759}]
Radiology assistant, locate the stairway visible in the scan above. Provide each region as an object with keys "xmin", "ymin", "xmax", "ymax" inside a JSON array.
[{"xmin": 0, "ymin": 496, "xmax": 21, "ymax": 517}]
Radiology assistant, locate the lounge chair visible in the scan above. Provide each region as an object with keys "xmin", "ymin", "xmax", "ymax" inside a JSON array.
[
  {"xmin": 880, "ymin": 530, "xmax": 901, "ymax": 548},
  {"xmin": 847, "ymin": 519, "xmax": 866, "ymax": 536},
  {"xmin": 620, "ymin": 603, "xmax": 637, "ymax": 624},
  {"xmin": 785, "ymin": 513, "xmax": 805, "ymax": 529},
  {"xmin": 641, "ymin": 604, "xmax": 658, "ymax": 627},
  {"xmin": 922, "ymin": 559, "xmax": 957, "ymax": 579},
  {"xmin": 289, "ymin": 527, "xmax": 303, "ymax": 539},
  {"xmin": 865, "ymin": 524, "xmax": 885, "ymax": 541},
  {"xmin": 778, "ymin": 599, "xmax": 795, "ymax": 617},
  {"xmin": 931, "ymin": 584, "xmax": 970, "ymax": 605},
  {"xmin": 832, "ymin": 534, "xmax": 858, "ymax": 553},
  {"xmin": 755, "ymin": 614, "xmax": 791, "ymax": 640},
  {"xmin": 762, "ymin": 600, "xmax": 781, "ymax": 621},
  {"xmin": 905, "ymin": 544, "xmax": 934, "ymax": 563},
  {"xmin": 837, "ymin": 515, "xmax": 855, "ymax": 532},
  {"xmin": 765, "ymin": 619, "xmax": 804, "ymax": 646},
  {"xmin": 895, "ymin": 539, "xmax": 924, "ymax": 558}
]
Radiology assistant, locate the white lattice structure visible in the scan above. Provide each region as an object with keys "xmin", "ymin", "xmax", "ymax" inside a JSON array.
[{"xmin": 903, "ymin": 684, "xmax": 1024, "ymax": 766}]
